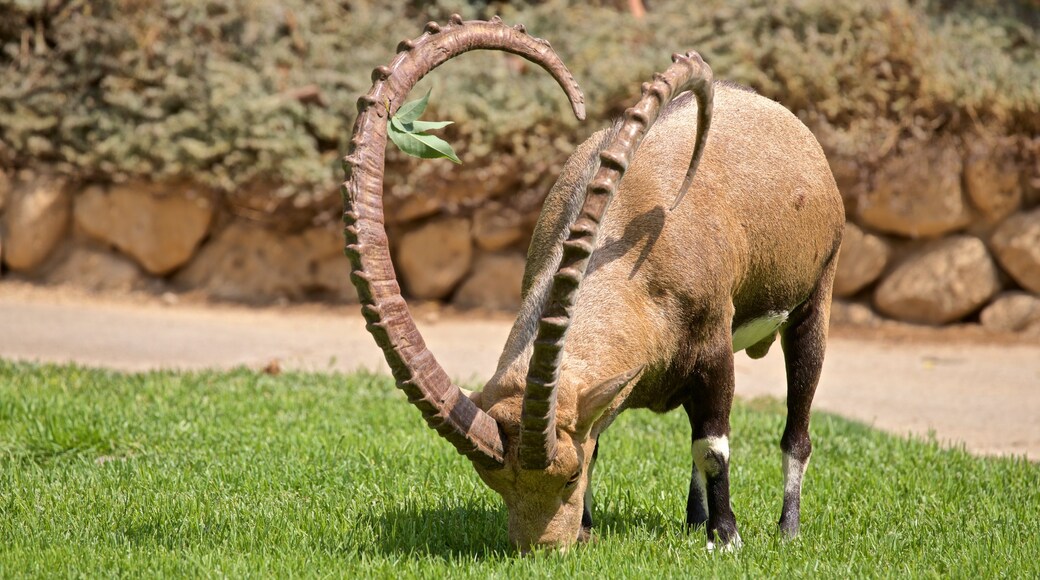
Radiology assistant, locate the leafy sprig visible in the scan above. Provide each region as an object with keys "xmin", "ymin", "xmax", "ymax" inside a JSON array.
[{"xmin": 387, "ymin": 90, "xmax": 460, "ymax": 164}]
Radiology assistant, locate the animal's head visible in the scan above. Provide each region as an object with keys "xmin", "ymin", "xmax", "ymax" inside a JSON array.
[
  {"xmin": 343, "ymin": 15, "xmax": 711, "ymax": 550},
  {"xmin": 471, "ymin": 366, "xmax": 646, "ymax": 549}
]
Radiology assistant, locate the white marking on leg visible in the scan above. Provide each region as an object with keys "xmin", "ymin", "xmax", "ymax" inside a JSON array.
[
  {"xmin": 706, "ymin": 532, "xmax": 742, "ymax": 553},
  {"xmin": 720, "ymin": 532, "xmax": 743, "ymax": 553},
  {"xmin": 783, "ymin": 452, "xmax": 809, "ymax": 496},
  {"xmin": 694, "ymin": 436, "xmax": 742, "ymax": 552},
  {"xmin": 693, "ymin": 466, "xmax": 708, "ymax": 515},
  {"xmin": 693, "ymin": 436, "xmax": 729, "ymax": 477}
]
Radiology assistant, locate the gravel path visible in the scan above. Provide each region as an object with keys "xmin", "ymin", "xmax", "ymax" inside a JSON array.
[{"xmin": 2, "ymin": 284, "xmax": 1038, "ymax": 459}]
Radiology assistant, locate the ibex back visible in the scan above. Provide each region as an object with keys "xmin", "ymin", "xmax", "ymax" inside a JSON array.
[{"xmin": 343, "ymin": 15, "xmax": 844, "ymax": 552}]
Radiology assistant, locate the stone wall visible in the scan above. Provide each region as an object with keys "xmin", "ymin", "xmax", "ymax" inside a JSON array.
[
  {"xmin": 0, "ymin": 168, "xmax": 528, "ymax": 310},
  {"xmin": 830, "ymin": 135, "xmax": 1040, "ymax": 335},
  {"xmin": 1, "ymin": 135, "xmax": 1039, "ymax": 336}
]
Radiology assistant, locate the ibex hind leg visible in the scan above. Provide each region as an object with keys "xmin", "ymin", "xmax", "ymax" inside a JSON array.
[
  {"xmin": 684, "ymin": 329, "xmax": 741, "ymax": 550},
  {"xmin": 777, "ymin": 257, "xmax": 837, "ymax": 537}
]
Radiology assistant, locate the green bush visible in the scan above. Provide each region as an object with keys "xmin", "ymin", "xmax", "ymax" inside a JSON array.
[{"xmin": 1, "ymin": 0, "xmax": 1037, "ymax": 212}]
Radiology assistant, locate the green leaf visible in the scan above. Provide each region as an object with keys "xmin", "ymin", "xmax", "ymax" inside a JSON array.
[
  {"xmin": 409, "ymin": 131, "xmax": 461, "ymax": 164},
  {"xmin": 387, "ymin": 89, "xmax": 459, "ymax": 163},
  {"xmin": 407, "ymin": 120, "xmax": 453, "ymax": 131},
  {"xmin": 393, "ymin": 89, "xmax": 430, "ymax": 124},
  {"xmin": 391, "ymin": 116, "xmax": 452, "ymax": 134},
  {"xmin": 387, "ymin": 122, "xmax": 461, "ymax": 164}
]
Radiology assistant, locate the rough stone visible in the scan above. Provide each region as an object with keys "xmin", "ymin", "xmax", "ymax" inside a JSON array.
[
  {"xmin": 0, "ymin": 168, "xmax": 10, "ymax": 213},
  {"xmin": 396, "ymin": 217, "xmax": 473, "ymax": 300},
  {"xmin": 858, "ymin": 139, "xmax": 971, "ymax": 238},
  {"xmin": 833, "ymin": 223, "xmax": 891, "ymax": 297},
  {"xmin": 964, "ymin": 138, "xmax": 1023, "ymax": 223},
  {"xmin": 46, "ymin": 245, "xmax": 144, "ymax": 291},
  {"xmin": 1022, "ymin": 136, "xmax": 1040, "ymax": 208},
  {"xmin": 176, "ymin": 223, "xmax": 357, "ymax": 303},
  {"xmin": 990, "ymin": 208, "xmax": 1040, "ymax": 293},
  {"xmin": 384, "ymin": 159, "xmax": 520, "ymax": 225},
  {"xmin": 0, "ymin": 169, "xmax": 7, "ymax": 267},
  {"xmin": 223, "ymin": 181, "xmax": 335, "ymax": 234},
  {"xmin": 829, "ymin": 300, "xmax": 883, "ymax": 327},
  {"xmin": 388, "ymin": 195, "xmax": 442, "ymax": 225},
  {"xmin": 453, "ymin": 252, "xmax": 527, "ymax": 310},
  {"xmin": 473, "ymin": 202, "xmax": 527, "ymax": 251},
  {"xmin": 827, "ymin": 156, "xmax": 865, "ymax": 215},
  {"xmin": 74, "ymin": 182, "xmax": 214, "ymax": 275},
  {"xmin": 1, "ymin": 176, "xmax": 70, "ymax": 271},
  {"xmin": 979, "ymin": 292, "xmax": 1040, "ymax": 334},
  {"xmin": 873, "ymin": 236, "xmax": 1001, "ymax": 325}
]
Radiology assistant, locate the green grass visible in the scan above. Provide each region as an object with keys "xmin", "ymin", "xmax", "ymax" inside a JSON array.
[{"xmin": 1, "ymin": 361, "xmax": 1038, "ymax": 577}]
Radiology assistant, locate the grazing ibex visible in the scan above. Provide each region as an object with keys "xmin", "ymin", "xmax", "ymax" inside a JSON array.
[{"xmin": 343, "ymin": 16, "xmax": 844, "ymax": 551}]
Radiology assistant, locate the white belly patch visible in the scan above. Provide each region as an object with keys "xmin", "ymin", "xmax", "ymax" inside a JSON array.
[{"xmin": 731, "ymin": 311, "xmax": 789, "ymax": 353}]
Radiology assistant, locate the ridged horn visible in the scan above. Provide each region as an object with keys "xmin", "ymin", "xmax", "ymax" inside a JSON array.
[
  {"xmin": 519, "ymin": 51, "xmax": 713, "ymax": 469},
  {"xmin": 342, "ymin": 16, "xmax": 586, "ymax": 470}
]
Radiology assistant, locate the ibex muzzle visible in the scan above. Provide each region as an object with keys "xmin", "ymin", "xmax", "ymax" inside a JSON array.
[{"xmin": 343, "ymin": 16, "xmax": 844, "ymax": 551}]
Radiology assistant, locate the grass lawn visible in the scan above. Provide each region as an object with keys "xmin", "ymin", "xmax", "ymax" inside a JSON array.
[{"xmin": 1, "ymin": 360, "xmax": 1038, "ymax": 577}]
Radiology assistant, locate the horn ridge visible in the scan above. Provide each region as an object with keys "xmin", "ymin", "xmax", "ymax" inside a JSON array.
[
  {"xmin": 343, "ymin": 18, "xmax": 586, "ymax": 469},
  {"xmin": 519, "ymin": 51, "xmax": 714, "ymax": 470}
]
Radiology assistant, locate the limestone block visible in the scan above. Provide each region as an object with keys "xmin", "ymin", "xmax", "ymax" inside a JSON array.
[
  {"xmin": 46, "ymin": 245, "xmax": 144, "ymax": 291},
  {"xmin": 990, "ymin": 208, "xmax": 1040, "ymax": 293},
  {"xmin": 964, "ymin": 139, "xmax": 1023, "ymax": 223},
  {"xmin": 74, "ymin": 182, "xmax": 214, "ymax": 275},
  {"xmin": 454, "ymin": 252, "xmax": 526, "ymax": 310},
  {"xmin": 833, "ymin": 223, "xmax": 891, "ymax": 297},
  {"xmin": 874, "ymin": 236, "xmax": 1001, "ymax": 324},
  {"xmin": 177, "ymin": 223, "xmax": 357, "ymax": 302},
  {"xmin": 858, "ymin": 139, "xmax": 970, "ymax": 238},
  {"xmin": 979, "ymin": 292, "xmax": 1040, "ymax": 334},
  {"xmin": 396, "ymin": 216, "xmax": 473, "ymax": 300},
  {"xmin": 1, "ymin": 175, "xmax": 70, "ymax": 271}
]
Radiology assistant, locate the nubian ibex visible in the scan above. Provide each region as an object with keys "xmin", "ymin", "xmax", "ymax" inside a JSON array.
[{"xmin": 343, "ymin": 15, "xmax": 844, "ymax": 551}]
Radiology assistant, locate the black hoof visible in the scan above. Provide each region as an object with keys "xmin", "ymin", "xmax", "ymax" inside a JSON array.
[{"xmin": 778, "ymin": 516, "xmax": 800, "ymax": 539}]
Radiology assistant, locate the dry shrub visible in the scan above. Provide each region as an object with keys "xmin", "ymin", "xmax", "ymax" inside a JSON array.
[{"xmin": 0, "ymin": 0, "xmax": 1036, "ymax": 215}]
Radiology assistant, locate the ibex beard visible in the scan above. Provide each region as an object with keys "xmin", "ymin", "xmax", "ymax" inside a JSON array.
[{"xmin": 343, "ymin": 15, "xmax": 843, "ymax": 553}]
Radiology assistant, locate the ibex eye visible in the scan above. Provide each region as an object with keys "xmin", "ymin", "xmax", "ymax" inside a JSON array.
[{"xmin": 566, "ymin": 470, "xmax": 582, "ymax": 488}]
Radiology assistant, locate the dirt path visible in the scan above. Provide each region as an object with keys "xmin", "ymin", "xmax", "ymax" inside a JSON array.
[{"xmin": 2, "ymin": 283, "xmax": 1038, "ymax": 459}]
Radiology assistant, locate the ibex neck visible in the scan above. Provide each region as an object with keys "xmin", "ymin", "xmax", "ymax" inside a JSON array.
[
  {"xmin": 483, "ymin": 127, "xmax": 625, "ymax": 416},
  {"xmin": 482, "ymin": 137, "xmax": 654, "ymax": 430}
]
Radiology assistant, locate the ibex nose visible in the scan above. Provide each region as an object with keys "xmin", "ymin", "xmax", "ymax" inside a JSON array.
[{"xmin": 517, "ymin": 540, "xmax": 572, "ymax": 556}]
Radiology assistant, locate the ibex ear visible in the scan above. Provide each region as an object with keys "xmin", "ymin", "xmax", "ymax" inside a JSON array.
[{"xmin": 575, "ymin": 366, "xmax": 645, "ymax": 438}]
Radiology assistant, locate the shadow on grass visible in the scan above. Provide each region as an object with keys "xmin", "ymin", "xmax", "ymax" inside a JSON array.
[
  {"xmin": 368, "ymin": 500, "xmax": 683, "ymax": 559},
  {"xmin": 594, "ymin": 503, "xmax": 675, "ymax": 539},
  {"xmin": 367, "ymin": 502, "xmax": 680, "ymax": 558},
  {"xmin": 367, "ymin": 502, "xmax": 514, "ymax": 560}
]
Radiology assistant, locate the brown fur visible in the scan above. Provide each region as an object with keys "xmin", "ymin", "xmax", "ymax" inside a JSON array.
[{"xmin": 472, "ymin": 82, "xmax": 844, "ymax": 550}]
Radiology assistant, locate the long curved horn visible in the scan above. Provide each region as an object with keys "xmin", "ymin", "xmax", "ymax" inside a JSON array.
[
  {"xmin": 342, "ymin": 15, "xmax": 586, "ymax": 470},
  {"xmin": 519, "ymin": 51, "xmax": 713, "ymax": 469}
]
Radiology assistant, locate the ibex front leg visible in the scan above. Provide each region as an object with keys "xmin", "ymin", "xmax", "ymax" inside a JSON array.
[
  {"xmin": 684, "ymin": 332, "xmax": 741, "ymax": 551},
  {"xmin": 683, "ymin": 411, "xmax": 710, "ymax": 530},
  {"xmin": 579, "ymin": 440, "xmax": 599, "ymax": 541}
]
